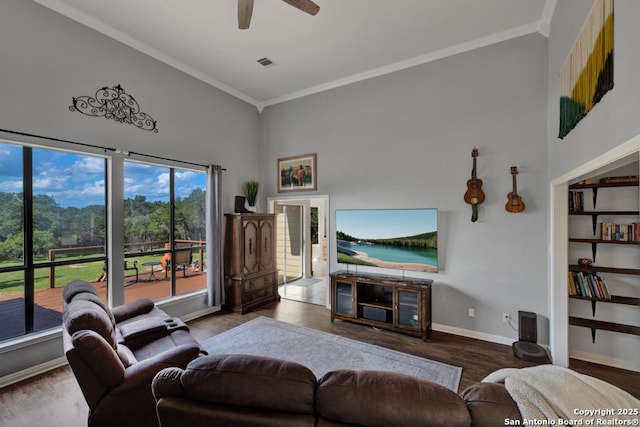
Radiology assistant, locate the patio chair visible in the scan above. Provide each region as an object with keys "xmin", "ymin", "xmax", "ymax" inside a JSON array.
[{"xmin": 165, "ymin": 250, "xmax": 192, "ymax": 278}]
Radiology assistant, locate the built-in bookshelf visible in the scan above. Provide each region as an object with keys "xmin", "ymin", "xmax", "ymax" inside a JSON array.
[{"xmin": 568, "ymin": 179, "xmax": 639, "ymax": 343}]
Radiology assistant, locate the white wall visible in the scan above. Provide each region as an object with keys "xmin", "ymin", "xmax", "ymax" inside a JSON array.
[
  {"xmin": 261, "ymin": 34, "xmax": 550, "ymax": 344},
  {"xmin": 0, "ymin": 0, "xmax": 259, "ymax": 378},
  {"xmin": 547, "ymin": 1, "xmax": 640, "ymax": 370}
]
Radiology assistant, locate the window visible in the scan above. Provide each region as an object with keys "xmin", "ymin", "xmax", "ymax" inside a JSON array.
[
  {"xmin": 0, "ymin": 140, "xmax": 208, "ymax": 343},
  {"xmin": 123, "ymin": 160, "xmax": 206, "ymax": 303},
  {"xmin": 0, "ymin": 142, "xmax": 107, "ymax": 341}
]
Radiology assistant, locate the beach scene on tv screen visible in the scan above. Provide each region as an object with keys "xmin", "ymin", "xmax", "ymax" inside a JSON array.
[{"xmin": 336, "ymin": 209, "xmax": 438, "ymax": 273}]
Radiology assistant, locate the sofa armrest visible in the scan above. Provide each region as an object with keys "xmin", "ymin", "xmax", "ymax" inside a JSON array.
[
  {"xmin": 461, "ymin": 382, "xmax": 521, "ymax": 427},
  {"xmin": 111, "ymin": 298, "xmax": 155, "ymax": 322},
  {"xmin": 112, "ymin": 344, "xmax": 201, "ymax": 394},
  {"xmin": 117, "ymin": 317, "xmax": 169, "ymax": 342},
  {"xmin": 152, "ymin": 367, "xmax": 186, "ymax": 400}
]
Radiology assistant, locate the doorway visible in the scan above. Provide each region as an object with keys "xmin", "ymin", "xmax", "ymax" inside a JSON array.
[
  {"xmin": 549, "ymin": 136, "xmax": 639, "ymax": 369},
  {"xmin": 268, "ymin": 195, "xmax": 329, "ymax": 307}
]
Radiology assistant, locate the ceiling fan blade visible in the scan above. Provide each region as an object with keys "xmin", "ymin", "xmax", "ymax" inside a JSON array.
[
  {"xmin": 238, "ymin": 0, "xmax": 254, "ymax": 29},
  {"xmin": 281, "ymin": 0, "xmax": 320, "ymax": 16}
]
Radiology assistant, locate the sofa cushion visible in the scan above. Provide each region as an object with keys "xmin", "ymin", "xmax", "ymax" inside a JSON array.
[
  {"xmin": 64, "ymin": 299, "xmax": 117, "ymax": 349},
  {"xmin": 69, "ymin": 291, "xmax": 116, "ymax": 327},
  {"xmin": 63, "ymin": 280, "xmax": 99, "ymax": 304},
  {"xmin": 180, "ymin": 354, "xmax": 316, "ymax": 415},
  {"xmin": 71, "ymin": 329, "xmax": 125, "ymax": 387},
  {"xmin": 317, "ymin": 369, "xmax": 472, "ymax": 427}
]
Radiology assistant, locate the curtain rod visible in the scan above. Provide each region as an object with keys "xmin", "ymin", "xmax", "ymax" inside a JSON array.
[
  {"xmin": 0, "ymin": 128, "xmax": 225, "ymax": 170},
  {"xmin": 0, "ymin": 128, "xmax": 117, "ymax": 153},
  {"xmin": 128, "ymin": 151, "xmax": 226, "ymax": 170}
]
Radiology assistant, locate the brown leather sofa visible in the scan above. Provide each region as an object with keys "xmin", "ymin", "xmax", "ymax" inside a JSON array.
[
  {"xmin": 152, "ymin": 353, "xmax": 522, "ymax": 427},
  {"xmin": 62, "ymin": 280, "xmax": 203, "ymax": 427}
]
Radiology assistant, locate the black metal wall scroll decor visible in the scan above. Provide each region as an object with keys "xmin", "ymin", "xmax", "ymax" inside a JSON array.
[{"xmin": 69, "ymin": 84, "xmax": 158, "ymax": 133}]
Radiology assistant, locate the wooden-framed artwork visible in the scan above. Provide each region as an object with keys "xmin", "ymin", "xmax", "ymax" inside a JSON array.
[{"xmin": 277, "ymin": 153, "xmax": 317, "ymax": 192}]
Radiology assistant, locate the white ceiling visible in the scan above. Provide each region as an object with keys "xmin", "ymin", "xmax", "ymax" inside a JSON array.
[{"xmin": 34, "ymin": 0, "xmax": 557, "ymax": 111}]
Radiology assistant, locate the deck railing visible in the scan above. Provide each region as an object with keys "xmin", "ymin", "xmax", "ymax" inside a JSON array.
[{"xmin": 47, "ymin": 240, "xmax": 205, "ymax": 288}]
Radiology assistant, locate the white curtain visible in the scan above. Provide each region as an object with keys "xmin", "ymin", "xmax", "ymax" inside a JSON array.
[{"xmin": 206, "ymin": 164, "xmax": 224, "ymax": 307}]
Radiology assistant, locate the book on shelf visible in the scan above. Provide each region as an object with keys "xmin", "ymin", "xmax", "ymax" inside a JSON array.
[
  {"xmin": 568, "ymin": 270, "xmax": 611, "ymax": 300},
  {"xmin": 568, "ymin": 191, "xmax": 584, "ymax": 212},
  {"xmin": 599, "ymin": 175, "xmax": 639, "ymax": 184},
  {"xmin": 600, "ymin": 222, "xmax": 640, "ymax": 241},
  {"xmin": 568, "ymin": 271, "xmax": 577, "ymax": 295}
]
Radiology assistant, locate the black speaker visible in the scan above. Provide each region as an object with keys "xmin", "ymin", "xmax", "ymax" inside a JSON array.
[{"xmin": 518, "ymin": 310, "xmax": 537, "ymax": 343}]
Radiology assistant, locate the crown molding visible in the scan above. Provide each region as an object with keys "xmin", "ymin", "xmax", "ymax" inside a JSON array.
[
  {"xmin": 34, "ymin": 0, "xmax": 550, "ymax": 113},
  {"xmin": 539, "ymin": 0, "xmax": 558, "ymax": 37},
  {"xmin": 32, "ymin": 0, "xmax": 262, "ymax": 109}
]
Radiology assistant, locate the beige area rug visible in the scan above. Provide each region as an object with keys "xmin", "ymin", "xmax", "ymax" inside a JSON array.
[{"xmin": 200, "ymin": 316, "xmax": 462, "ymax": 392}]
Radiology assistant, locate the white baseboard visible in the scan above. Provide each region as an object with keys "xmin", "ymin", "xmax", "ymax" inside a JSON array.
[
  {"xmin": 0, "ymin": 356, "xmax": 68, "ymax": 389},
  {"xmin": 570, "ymin": 350, "xmax": 640, "ymax": 372},
  {"xmin": 433, "ymin": 322, "xmax": 515, "ymax": 346}
]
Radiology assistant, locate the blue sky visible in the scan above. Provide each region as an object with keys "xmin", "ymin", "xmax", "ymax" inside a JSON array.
[
  {"xmin": 0, "ymin": 142, "xmax": 205, "ymax": 208},
  {"xmin": 335, "ymin": 209, "xmax": 437, "ymax": 239}
]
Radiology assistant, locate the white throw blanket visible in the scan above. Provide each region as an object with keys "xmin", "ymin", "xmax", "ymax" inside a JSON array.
[{"xmin": 484, "ymin": 365, "xmax": 640, "ymax": 424}]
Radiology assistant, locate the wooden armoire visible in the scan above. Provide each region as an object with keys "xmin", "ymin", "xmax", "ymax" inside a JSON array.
[{"xmin": 223, "ymin": 213, "xmax": 279, "ymax": 313}]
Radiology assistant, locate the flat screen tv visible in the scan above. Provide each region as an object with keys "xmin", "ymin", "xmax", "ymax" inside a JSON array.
[{"xmin": 335, "ymin": 208, "xmax": 438, "ymax": 273}]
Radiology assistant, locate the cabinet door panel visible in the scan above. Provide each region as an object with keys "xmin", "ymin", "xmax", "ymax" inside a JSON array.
[
  {"xmin": 259, "ymin": 219, "xmax": 274, "ymax": 270},
  {"xmin": 396, "ymin": 289, "xmax": 421, "ymax": 331},
  {"xmin": 335, "ymin": 281, "xmax": 355, "ymax": 318},
  {"xmin": 243, "ymin": 220, "xmax": 259, "ymax": 274}
]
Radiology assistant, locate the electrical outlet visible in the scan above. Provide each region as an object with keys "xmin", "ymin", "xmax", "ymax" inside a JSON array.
[
  {"xmin": 468, "ymin": 308, "xmax": 475, "ymax": 318},
  {"xmin": 502, "ymin": 313, "xmax": 510, "ymax": 323}
]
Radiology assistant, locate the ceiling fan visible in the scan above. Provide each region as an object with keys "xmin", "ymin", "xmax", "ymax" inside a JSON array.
[{"xmin": 238, "ymin": 0, "xmax": 320, "ymax": 29}]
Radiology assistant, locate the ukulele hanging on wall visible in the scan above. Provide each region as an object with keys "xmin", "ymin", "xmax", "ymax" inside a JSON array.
[
  {"xmin": 505, "ymin": 166, "xmax": 525, "ymax": 213},
  {"xmin": 463, "ymin": 148, "xmax": 485, "ymax": 222}
]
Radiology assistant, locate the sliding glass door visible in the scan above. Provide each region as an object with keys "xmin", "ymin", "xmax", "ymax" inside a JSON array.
[{"xmin": 276, "ymin": 203, "xmax": 304, "ymax": 284}]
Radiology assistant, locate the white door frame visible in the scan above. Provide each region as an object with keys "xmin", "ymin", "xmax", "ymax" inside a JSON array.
[
  {"xmin": 268, "ymin": 194, "xmax": 330, "ymax": 307},
  {"xmin": 549, "ymin": 136, "xmax": 640, "ymax": 367}
]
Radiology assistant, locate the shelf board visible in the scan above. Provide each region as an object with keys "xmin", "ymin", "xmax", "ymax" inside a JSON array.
[
  {"xmin": 569, "ymin": 210, "xmax": 639, "ymax": 216},
  {"xmin": 358, "ymin": 300, "xmax": 393, "ymax": 310},
  {"xmin": 569, "ymin": 238, "xmax": 639, "ymax": 245},
  {"xmin": 569, "ymin": 316, "xmax": 640, "ymax": 337},
  {"xmin": 569, "ymin": 264, "xmax": 640, "ymax": 275},
  {"xmin": 569, "ymin": 294, "xmax": 640, "ymax": 306},
  {"xmin": 569, "ymin": 181, "xmax": 638, "ymax": 189}
]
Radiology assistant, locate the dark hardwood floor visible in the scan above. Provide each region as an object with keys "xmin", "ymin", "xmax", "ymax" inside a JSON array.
[{"xmin": 1, "ymin": 298, "xmax": 638, "ymax": 426}]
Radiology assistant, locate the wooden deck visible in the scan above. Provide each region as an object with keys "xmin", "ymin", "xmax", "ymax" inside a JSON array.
[{"xmin": 0, "ymin": 271, "xmax": 207, "ymax": 315}]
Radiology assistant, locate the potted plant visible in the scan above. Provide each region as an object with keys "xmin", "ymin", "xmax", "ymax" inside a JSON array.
[{"xmin": 245, "ymin": 180, "xmax": 259, "ymax": 209}]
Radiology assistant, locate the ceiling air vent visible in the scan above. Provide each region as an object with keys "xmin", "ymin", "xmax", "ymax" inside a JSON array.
[{"xmin": 257, "ymin": 57, "xmax": 275, "ymax": 67}]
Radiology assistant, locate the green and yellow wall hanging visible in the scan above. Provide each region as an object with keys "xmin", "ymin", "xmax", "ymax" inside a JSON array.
[{"xmin": 559, "ymin": 0, "xmax": 614, "ymax": 139}]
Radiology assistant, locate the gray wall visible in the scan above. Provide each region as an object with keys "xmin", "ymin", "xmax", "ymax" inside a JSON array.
[
  {"xmin": 0, "ymin": 0, "xmax": 260, "ymax": 205},
  {"xmin": 547, "ymin": 1, "xmax": 640, "ymax": 368},
  {"xmin": 261, "ymin": 34, "xmax": 550, "ymax": 342},
  {"xmin": 0, "ymin": 0, "xmax": 259, "ymax": 378}
]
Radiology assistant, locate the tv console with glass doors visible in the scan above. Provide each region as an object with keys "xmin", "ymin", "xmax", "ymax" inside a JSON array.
[{"xmin": 330, "ymin": 270, "xmax": 432, "ymax": 341}]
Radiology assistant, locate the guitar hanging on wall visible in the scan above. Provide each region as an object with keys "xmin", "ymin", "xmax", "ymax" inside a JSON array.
[
  {"xmin": 505, "ymin": 166, "xmax": 525, "ymax": 213},
  {"xmin": 463, "ymin": 148, "xmax": 485, "ymax": 222}
]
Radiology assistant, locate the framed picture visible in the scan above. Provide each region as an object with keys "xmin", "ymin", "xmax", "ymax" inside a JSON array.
[{"xmin": 278, "ymin": 153, "xmax": 317, "ymax": 192}]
